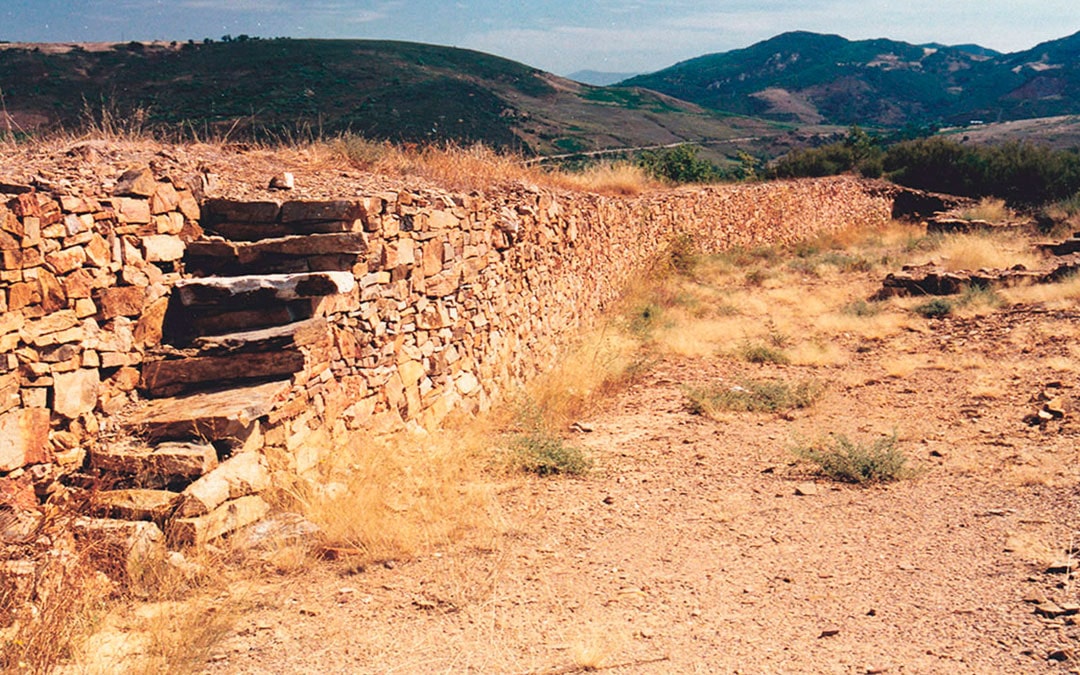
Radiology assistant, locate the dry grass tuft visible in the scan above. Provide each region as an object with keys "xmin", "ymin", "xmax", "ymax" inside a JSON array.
[
  {"xmin": 956, "ymin": 197, "xmax": 1012, "ymax": 223},
  {"xmin": 909, "ymin": 230, "xmax": 1046, "ymax": 272},
  {"xmin": 283, "ymin": 429, "xmax": 500, "ymax": 566}
]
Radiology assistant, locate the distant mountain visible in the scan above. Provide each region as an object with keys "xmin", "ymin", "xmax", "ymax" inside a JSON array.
[
  {"xmin": 566, "ymin": 70, "xmax": 641, "ymax": 86},
  {"xmin": 621, "ymin": 30, "xmax": 1080, "ymax": 127},
  {"xmin": 0, "ymin": 39, "xmax": 779, "ymax": 157}
]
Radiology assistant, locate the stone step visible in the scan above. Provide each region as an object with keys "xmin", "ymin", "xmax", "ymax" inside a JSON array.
[
  {"xmin": 88, "ymin": 489, "xmax": 180, "ymax": 521},
  {"xmin": 185, "ymin": 233, "xmax": 367, "ymax": 276},
  {"xmin": 173, "ymin": 271, "xmax": 357, "ymax": 308},
  {"xmin": 189, "ymin": 316, "xmax": 330, "ymax": 355},
  {"xmin": 89, "ymin": 441, "xmax": 218, "ymax": 488},
  {"xmin": 201, "ymin": 198, "xmax": 365, "ymax": 241},
  {"xmin": 122, "ymin": 379, "xmax": 288, "ymax": 444},
  {"xmin": 140, "ymin": 350, "xmax": 307, "ymax": 397},
  {"xmin": 163, "ymin": 272, "xmax": 358, "ymax": 343},
  {"xmin": 167, "ymin": 494, "xmax": 271, "ymax": 545},
  {"xmin": 144, "ymin": 318, "xmax": 334, "ymax": 395}
]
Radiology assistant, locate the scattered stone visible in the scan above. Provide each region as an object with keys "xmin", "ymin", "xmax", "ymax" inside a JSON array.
[
  {"xmin": 1048, "ymin": 648, "xmax": 1075, "ymax": 662},
  {"xmin": 269, "ymin": 172, "xmax": 295, "ymax": 190},
  {"xmin": 1047, "ymin": 559, "xmax": 1075, "ymax": 574},
  {"xmin": 794, "ymin": 483, "xmax": 820, "ymax": 496},
  {"xmin": 1035, "ymin": 601, "xmax": 1069, "ymax": 618},
  {"xmin": 818, "ymin": 627, "xmax": 841, "ymax": 638}
]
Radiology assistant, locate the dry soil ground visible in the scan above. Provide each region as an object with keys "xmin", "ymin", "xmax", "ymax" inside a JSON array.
[
  {"xmin": 151, "ymin": 224, "xmax": 1079, "ymax": 675},
  {"xmin": 48, "ymin": 216, "xmax": 1080, "ymax": 675}
]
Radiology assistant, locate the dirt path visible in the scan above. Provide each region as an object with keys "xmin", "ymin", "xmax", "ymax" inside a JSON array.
[{"xmin": 201, "ymin": 305, "xmax": 1080, "ymax": 673}]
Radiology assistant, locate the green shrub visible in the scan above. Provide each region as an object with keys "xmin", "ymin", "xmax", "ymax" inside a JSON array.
[
  {"xmin": 740, "ymin": 342, "xmax": 790, "ymax": 364},
  {"xmin": 796, "ymin": 433, "xmax": 909, "ymax": 484},
  {"xmin": 688, "ymin": 378, "xmax": 823, "ymax": 414},
  {"xmin": 842, "ymin": 299, "xmax": 882, "ymax": 317},
  {"xmin": 506, "ymin": 399, "xmax": 591, "ymax": 476},
  {"xmin": 639, "ymin": 144, "xmax": 725, "ymax": 184},
  {"xmin": 913, "ymin": 297, "xmax": 953, "ymax": 318},
  {"xmin": 508, "ymin": 431, "xmax": 591, "ymax": 476}
]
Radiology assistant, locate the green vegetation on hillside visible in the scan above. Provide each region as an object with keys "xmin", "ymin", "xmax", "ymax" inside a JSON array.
[{"xmin": 770, "ymin": 129, "xmax": 1080, "ymax": 206}]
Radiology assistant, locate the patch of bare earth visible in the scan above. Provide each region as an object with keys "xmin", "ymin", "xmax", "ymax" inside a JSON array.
[{"xmin": 199, "ymin": 300, "xmax": 1079, "ymax": 673}]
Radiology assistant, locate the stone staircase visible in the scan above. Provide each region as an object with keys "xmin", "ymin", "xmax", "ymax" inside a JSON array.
[{"xmin": 77, "ymin": 199, "xmax": 366, "ymax": 550}]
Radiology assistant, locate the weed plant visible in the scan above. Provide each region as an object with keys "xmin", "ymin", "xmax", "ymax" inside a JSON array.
[
  {"xmin": 740, "ymin": 341, "xmax": 790, "ymax": 364},
  {"xmin": 796, "ymin": 433, "xmax": 910, "ymax": 484},
  {"xmin": 913, "ymin": 297, "xmax": 954, "ymax": 318},
  {"xmin": 688, "ymin": 378, "xmax": 823, "ymax": 415},
  {"xmin": 507, "ymin": 399, "xmax": 591, "ymax": 476}
]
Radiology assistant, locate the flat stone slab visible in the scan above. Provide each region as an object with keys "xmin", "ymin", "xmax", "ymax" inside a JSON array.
[
  {"xmin": 178, "ymin": 451, "xmax": 270, "ymax": 517},
  {"xmin": 122, "ymin": 379, "xmax": 289, "ymax": 443},
  {"xmin": 190, "ymin": 317, "xmax": 330, "ymax": 354},
  {"xmin": 141, "ymin": 350, "xmax": 307, "ymax": 397},
  {"xmin": 89, "ymin": 489, "xmax": 179, "ymax": 521},
  {"xmin": 168, "ymin": 494, "xmax": 271, "ymax": 545},
  {"xmin": 90, "ymin": 441, "xmax": 218, "ymax": 482},
  {"xmin": 876, "ymin": 258, "xmax": 1080, "ymax": 298},
  {"xmin": 185, "ymin": 233, "xmax": 367, "ymax": 275},
  {"xmin": 174, "ymin": 271, "xmax": 357, "ymax": 307}
]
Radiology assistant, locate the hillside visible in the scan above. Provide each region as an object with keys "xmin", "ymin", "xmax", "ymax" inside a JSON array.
[
  {"xmin": 0, "ymin": 38, "xmax": 780, "ymax": 157},
  {"xmin": 622, "ymin": 30, "xmax": 1080, "ymax": 128}
]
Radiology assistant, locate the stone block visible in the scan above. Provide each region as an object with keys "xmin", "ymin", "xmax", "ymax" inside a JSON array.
[
  {"xmin": 142, "ymin": 234, "xmax": 185, "ymax": 262},
  {"xmin": 0, "ymin": 408, "xmax": 50, "ymax": 472},
  {"xmin": 72, "ymin": 517, "xmax": 165, "ymax": 582},
  {"xmin": 89, "ymin": 440, "xmax": 218, "ymax": 483},
  {"xmin": 149, "ymin": 182, "xmax": 180, "ymax": 214},
  {"xmin": 177, "ymin": 451, "xmax": 270, "ymax": 517},
  {"xmin": 280, "ymin": 200, "xmax": 362, "ymax": 223},
  {"xmin": 114, "ymin": 197, "xmax": 152, "ymax": 224},
  {"xmin": 114, "ymin": 167, "xmax": 158, "ymax": 197},
  {"xmin": 95, "ymin": 286, "xmax": 144, "ymax": 319},
  {"xmin": 202, "ymin": 198, "xmax": 281, "ymax": 223},
  {"xmin": 168, "ymin": 494, "xmax": 270, "ymax": 545},
  {"xmin": 89, "ymin": 489, "xmax": 179, "ymax": 521},
  {"xmin": 53, "ymin": 368, "xmax": 100, "ymax": 419}
]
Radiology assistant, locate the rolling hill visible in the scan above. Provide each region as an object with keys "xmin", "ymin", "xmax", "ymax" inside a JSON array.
[
  {"xmin": 0, "ymin": 38, "xmax": 782, "ymax": 158},
  {"xmin": 621, "ymin": 30, "xmax": 1080, "ymax": 128}
]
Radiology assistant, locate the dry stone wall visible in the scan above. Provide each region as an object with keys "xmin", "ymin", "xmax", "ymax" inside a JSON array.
[{"xmin": 1, "ymin": 172, "xmax": 892, "ymax": 509}]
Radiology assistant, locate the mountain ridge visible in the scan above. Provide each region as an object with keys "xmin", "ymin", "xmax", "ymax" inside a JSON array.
[{"xmin": 621, "ymin": 30, "xmax": 1080, "ymax": 127}]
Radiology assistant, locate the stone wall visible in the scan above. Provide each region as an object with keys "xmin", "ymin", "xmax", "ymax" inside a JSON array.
[{"xmin": 0, "ymin": 172, "xmax": 892, "ymax": 497}]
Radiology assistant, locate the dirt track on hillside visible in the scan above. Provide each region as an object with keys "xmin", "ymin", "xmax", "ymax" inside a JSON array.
[{"xmin": 196, "ymin": 299, "xmax": 1080, "ymax": 674}]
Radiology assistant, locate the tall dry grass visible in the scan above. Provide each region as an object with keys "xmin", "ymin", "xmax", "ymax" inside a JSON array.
[{"xmin": 331, "ymin": 135, "xmax": 657, "ymax": 195}]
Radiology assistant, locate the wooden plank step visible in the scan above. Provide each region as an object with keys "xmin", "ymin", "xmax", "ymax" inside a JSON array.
[
  {"xmin": 89, "ymin": 441, "xmax": 218, "ymax": 485},
  {"xmin": 122, "ymin": 379, "xmax": 288, "ymax": 443}
]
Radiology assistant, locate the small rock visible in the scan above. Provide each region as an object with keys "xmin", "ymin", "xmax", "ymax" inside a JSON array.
[
  {"xmin": 298, "ymin": 605, "xmax": 320, "ymax": 617},
  {"xmin": 1047, "ymin": 559, "xmax": 1075, "ymax": 574},
  {"xmin": 268, "ymin": 172, "xmax": 295, "ymax": 190},
  {"xmin": 570, "ymin": 421, "xmax": 595, "ymax": 433},
  {"xmin": 1035, "ymin": 601, "xmax": 1067, "ymax": 618},
  {"xmin": 602, "ymin": 495, "xmax": 614, "ymax": 505},
  {"xmin": 818, "ymin": 627, "xmax": 841, "ymax": 638},
  {"xmin": 794, "ymin": 483, "xmax": 820, "ymax": 496},
  {"xmin": 1048, "ymin": 648, "xmax": 1074, "ymax": 662},
  {"xmin": 1022, "ymin": 591, "xmax": 1047, "ymax": 604}
]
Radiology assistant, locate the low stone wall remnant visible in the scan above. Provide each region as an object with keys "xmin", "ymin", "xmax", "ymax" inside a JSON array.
[{"xmin": 0, "ymin": 171, "xmax": 893, "ymax": 546}]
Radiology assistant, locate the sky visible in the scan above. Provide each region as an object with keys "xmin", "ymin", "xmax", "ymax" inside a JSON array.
[{"xmin": 1, "ymin": 1, "xmax": 1077, "ymax": 76}]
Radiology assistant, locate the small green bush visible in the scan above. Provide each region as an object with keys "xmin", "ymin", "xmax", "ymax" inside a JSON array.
[
  {"xmin": 796, "ymin": 433, "xmax": 909, "ymax": 484},
  {"xmin": 842, "ymin": 299, "xmax": 882, "ymax": 317},
  {"xmin": 913, "ymin": 297, "xmax": 953, "ymax": 318},
  {"xmin": 506, "ymin": 399, "xmax": 591, "ymax": 476},
  {"xmin": 740, "ymin": 342, "xmax": 790, "ymax": 364},
  {"xmin": 508, "ymin": 431, "xmax": 591, "ymax": 476},
  {"xmin": 688, "ymin": 378, "xmax": 823, "ymax": 414}
]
